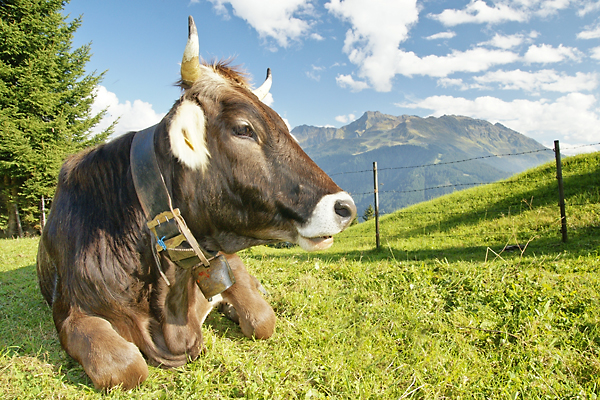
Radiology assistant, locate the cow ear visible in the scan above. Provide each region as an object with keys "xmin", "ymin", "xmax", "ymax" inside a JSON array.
[{"xmin": 168, "ymin": 99, "xmax": 210, "ymax": 170}]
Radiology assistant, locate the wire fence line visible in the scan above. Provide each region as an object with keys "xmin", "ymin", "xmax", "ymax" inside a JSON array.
[
  {"xmin": 352, "ymin": 178, "xmax": 551, "ymax": 196},
  {"xmin": 345, "ymin": 141, "xmax": 599, "ymax": 199},
  {"xmin": 330, "ymin": 142, "xmax": 600, "ymax": 178},
  {"xmin": 330, "ymin": 141, "xmax": 600, "ymax": 247}
]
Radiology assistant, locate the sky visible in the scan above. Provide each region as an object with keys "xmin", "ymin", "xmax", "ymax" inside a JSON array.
[{"xmin": 63, "ymin": 0, "xmax": 600, "ymax": 155}]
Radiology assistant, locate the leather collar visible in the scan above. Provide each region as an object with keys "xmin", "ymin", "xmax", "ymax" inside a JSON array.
[
  {"xmin": 130, "ymin": 125, "xmax": 172, "ymax": 219},
  {"xmin": 130, "ymin": 125, "xmax": 235, "ymax": 298}
]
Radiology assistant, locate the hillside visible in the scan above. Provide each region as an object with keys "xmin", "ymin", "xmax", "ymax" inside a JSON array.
[
  {"xmin": 292, "ymin": 112, "xmax": 554, "ymax": 215},
  {"xmin": 335, "ymin": 149, "xmax": 599, "ymax": 256}
]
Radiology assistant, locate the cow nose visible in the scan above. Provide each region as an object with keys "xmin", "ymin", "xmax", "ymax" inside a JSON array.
[{"xmin": 334, "ymin": 198, "xmax": 357, "ymax": 229}]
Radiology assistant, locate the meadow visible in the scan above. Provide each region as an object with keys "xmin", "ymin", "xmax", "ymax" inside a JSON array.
[{"xmin": 0, "ymin": 151, "xmax": 598, "ymax": 399}]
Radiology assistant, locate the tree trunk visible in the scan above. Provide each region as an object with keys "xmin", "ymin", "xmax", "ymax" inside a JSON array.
[
  {"xmin": 3, "ymin": 176, "xmax": 24, "ymax": 238},
  {"xmin": 8, "ymin": 197, "xmax": 23, "ymax": 238}
]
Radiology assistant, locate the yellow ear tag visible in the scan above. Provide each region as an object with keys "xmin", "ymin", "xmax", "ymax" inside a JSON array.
[{"xmin": 184, "ymin": 136, "xmax": 195, "ymax": 151}]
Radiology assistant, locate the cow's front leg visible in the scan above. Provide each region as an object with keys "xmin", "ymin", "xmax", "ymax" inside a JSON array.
[
  {"xmin": 161, "ymin": 267, "xmax": 208, "ymax": 360},
  {"xmin": 56, "ymin": 306, "xmax": 148, "ymax": 390},
  {"xmin": 219, "ymin": 253, "xmax": 276, "ymax": 339}
]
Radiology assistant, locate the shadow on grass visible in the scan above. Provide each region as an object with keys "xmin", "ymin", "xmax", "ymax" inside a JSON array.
[
  {"xmin": 0, "ymin": 264, "xmax": 55, "ymax": 353},
  {"xmin": 254, "ymin": 217, "xmax": 598, "ymax": 267},
  {"xmin": 203, "ymin": 310, "xmax": 246, "ymax": 339}
]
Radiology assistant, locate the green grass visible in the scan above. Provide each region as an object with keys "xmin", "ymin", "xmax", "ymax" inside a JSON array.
[{"xmin": 1, "ymin": 152, "xmax": 599, "ymax": 399}]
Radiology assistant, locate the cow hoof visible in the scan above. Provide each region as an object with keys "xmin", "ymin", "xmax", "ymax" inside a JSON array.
[
  {"xmin": 217, "ymin": 301, "xmax": 274, "ymax": 339},
  {"xmin": 86, "ymin": 340, "xmax": 148, "ymax": 391},
  {"xmin": 60, "ymin": 314, "xmax": 149, "ymax": 391},
  {"xmin": 239, "ymin": 307, "xmax": 276, "ymax": 340}
]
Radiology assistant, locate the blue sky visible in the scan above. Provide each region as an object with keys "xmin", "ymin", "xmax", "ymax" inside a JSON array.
[{"xmin": 64, "ymin": 0, "xmax": 600, "ymax": 154}]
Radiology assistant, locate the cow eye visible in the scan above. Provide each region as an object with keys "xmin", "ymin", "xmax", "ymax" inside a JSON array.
[{"xmin": 232, "ymin": 124, "xmax": 255, "ymax": 139}]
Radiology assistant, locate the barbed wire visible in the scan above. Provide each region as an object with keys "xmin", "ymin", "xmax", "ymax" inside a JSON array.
[
  {"xmin": 562, "ymin": 142, "xmax": 600, "ymax": 151},
  {"xmin": 330, "ymin": 142, "xmax": 600, "ymax": 177},
  {"xmin": 349, "ymin": 176, "xmax": 554, "ymax": 196}
]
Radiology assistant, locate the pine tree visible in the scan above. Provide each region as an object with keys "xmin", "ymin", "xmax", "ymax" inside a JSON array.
[
  {"xmin": 0, "ymin": 0, "xmax": 112, "ymax": 236},
  {"xmin": 362, "ymin": 204, "xmax": 375, "ymax": 222}
]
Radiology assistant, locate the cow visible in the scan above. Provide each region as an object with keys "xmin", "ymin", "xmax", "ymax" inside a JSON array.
[{"xmin": 36, "ymin": 16, "xmax": 356, "ymax": 390}]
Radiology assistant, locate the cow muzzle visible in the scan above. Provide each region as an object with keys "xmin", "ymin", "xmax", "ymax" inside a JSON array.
[{"xmin": 296, "ymin": 192, "xmax": 357, "ymax": 251}]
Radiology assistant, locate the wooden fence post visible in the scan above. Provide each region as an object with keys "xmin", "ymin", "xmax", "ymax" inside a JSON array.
[
  {"xmin": 554, "ymin": 140, "xmax": 568, "ymax": 243},
  {"xmin": 373, "ymin": 162, "xmax": 380, "ymax": 249}
]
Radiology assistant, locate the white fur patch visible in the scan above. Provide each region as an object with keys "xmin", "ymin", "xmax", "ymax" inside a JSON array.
[
  {"xmin": 200, "ymin": 294, "xmax": 223, "ymax": 325},
  {"xmin": 168, "ymin": 99, "xmax": 210, "ymax": 170}
]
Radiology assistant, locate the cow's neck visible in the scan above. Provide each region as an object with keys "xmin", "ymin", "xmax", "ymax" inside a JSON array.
[{"xmin": 130, "ymin": 126, "xmax": 235, "ymax": 300}]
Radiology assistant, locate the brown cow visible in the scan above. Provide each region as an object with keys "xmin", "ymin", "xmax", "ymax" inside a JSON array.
[{"xmin": 36, "ymin": 16, "xmax": 356, "ymax": 390}]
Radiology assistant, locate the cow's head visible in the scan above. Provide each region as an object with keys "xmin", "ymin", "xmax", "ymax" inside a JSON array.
[{"xmin": 154, "ymin": 16, "xmax": 356, "ymax": 254}]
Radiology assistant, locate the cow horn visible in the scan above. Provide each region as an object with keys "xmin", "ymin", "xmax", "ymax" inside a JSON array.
[
  {"xmin": 253, "ymin": 68, "xmax": 272, "ymax": 101},
  {"xmin": 181, "ymin": 16, "xmax": 201, "ymax": 87}
]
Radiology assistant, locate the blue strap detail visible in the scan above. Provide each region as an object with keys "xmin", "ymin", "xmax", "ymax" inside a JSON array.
[{"xmin": 156, "ymin": 235, "xmax": 167, "ymax": 251}]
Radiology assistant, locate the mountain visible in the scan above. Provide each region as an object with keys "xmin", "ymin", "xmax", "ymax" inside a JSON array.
[{"xmin": 292, "ymin": 112, "xmax": 554, "ymax": 216}]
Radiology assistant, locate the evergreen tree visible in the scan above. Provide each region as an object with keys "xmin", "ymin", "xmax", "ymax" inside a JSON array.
[
  {"xmin": 0, "ymin": 0, "xmax": 111, "ymax": 236},
  {"xmin": 362, "ymin": 204, "xmax": 375, "ymax": 222}
]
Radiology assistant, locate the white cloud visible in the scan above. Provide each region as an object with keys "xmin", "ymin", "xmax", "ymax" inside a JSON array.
[
  {"xmin": 326, "ymin": 0, "xmax": 420, "ymax": 91},
  {"xmin": 480, "ymin": 33, "xmax": 523, "ymax": 49},
  {"xmin": 335, "ymin": 113, "xmax": 356, "ymax": 124},
  {"xmin": 395, "ymin": 47, "xmax": 519, "ymax": 78},
  {"xmin": 91, "ymin": 86, "xmax": 165, "ymax": 138},
  {"xmin": 577, "ymin": 0, "xmax": 600, "ymax": 16},
  {"xmin": 437, "ymin": 77, "xmax": 489, "ymax": 91},
  {"xmin": 535, "ymin": 0, "xmax": 572, "ymax": 18},
  {"xmin": 262, "ymin": 92, "xmax": 275, "ymax": 107},
  {"xmin": 429, "ymin": 0, "xmax": 572, "ymax": 27},
  {"xmin": 282, "ymin": 117, "xmax": 292, "ymax": 132},
  {"xmin": 306, "ymin": 65, "xmax": 325, "ymax": 81},
  {"xmin": 206, "ymin": 0, "xmax": 316, "ymax": 47},
  {"xmin": 429, "ymin": 0, "xmax": 527, "ymax": 26},
  {"xmin": 577, "ymin": 25, "xmax": 600, "ymax": 39},
  {"xmin": 337, "ymin": 47, "xmax": 520, "ymax": 91},
  {"xmin": 397, "ymin": 92, "xmax": 600, "ymax": 153},
  {"xmin": 591, "ymin": 46, "xmax": 600, "ymax": 61},
  {"xmin": 437, "ymin": 77, "xmax": 469, "ymax": 90},
  {"xmin": 425, "ymin": 31, "xmax": 456, "ymax": 40},
  {"xmin": 523, "ymin": 44, "xmax": 582, "ymax": 64},
  {"xmin": 473, "ymin": 69, "xmax": 598, "ymax": 93},
  {"xmin": 335, "ymin": 74, "xmax": 369, "ymax": 91}
]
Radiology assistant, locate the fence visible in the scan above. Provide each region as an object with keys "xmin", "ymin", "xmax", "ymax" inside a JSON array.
[{"xmin": 332, "ymin": 140, "xmax": 600, "ymax": 249}]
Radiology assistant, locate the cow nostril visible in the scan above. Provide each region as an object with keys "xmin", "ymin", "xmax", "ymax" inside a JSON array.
[
  {"xmin": 335, "ymin": 202, "xmax": 351, "ymax": 218},
  {"xmin": 334, "ymin": 199, "xmax": 356, "ymax": 223}
]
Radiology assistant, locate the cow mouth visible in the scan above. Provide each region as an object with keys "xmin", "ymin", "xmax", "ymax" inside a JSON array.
[
  {"xmin": 293, "ymin": 191, "xmax": 356, "ymax": 252},
  {"xmin": 297, "ymin": 235, "xmax": 334, "ymax": 251}
]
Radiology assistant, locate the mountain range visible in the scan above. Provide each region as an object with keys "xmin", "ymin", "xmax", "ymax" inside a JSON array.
[{"xmin": 292, "ymin": 112, "xmax": 554, "ymax": 216}]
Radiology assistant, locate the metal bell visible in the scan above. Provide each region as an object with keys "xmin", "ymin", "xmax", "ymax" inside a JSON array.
[{"xmin": 193, "ymin": 254, "xmax": 236, "ymax": 299}]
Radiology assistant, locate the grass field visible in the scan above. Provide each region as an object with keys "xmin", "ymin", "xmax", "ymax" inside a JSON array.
[{"xmin": 0, "ymin": 151, "xmax": 598, "ymax": 399}]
